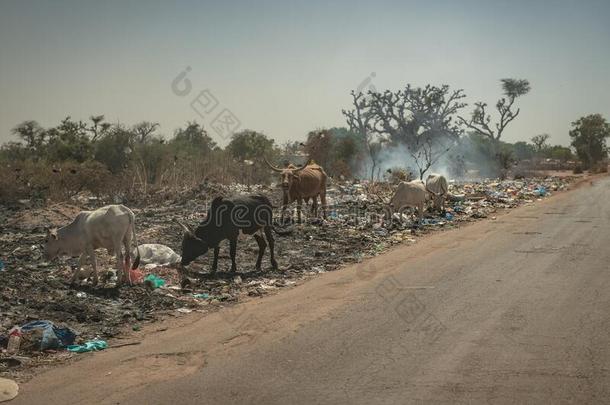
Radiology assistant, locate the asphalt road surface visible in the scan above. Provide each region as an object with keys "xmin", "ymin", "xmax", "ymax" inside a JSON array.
[{"xmin": 14, "ymin": 176, "xmax": 610, "ymax": 404}]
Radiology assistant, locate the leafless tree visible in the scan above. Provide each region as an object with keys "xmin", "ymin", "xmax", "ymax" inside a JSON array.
[
  {"xmin": 88, "ymin": 115, "xmax": 111, "ymax": 142},
  {"xmin": 531, "ymin": 133, "xmax": 550, "ymax": 153},
  {"xmin": 366, "ymin": 85, "xmax": 466, "ymax": 149},
  {"xmin": 459, "ymin": 79, "xmax": 530, "ymax": 142},
  {"xmin": 132, "ymin": 121, "xmax": 160, "ymax": 144},
  {"xmin": 342, "ymin": 91, "xmax": 387, "ymax": 180},
  {"xmin": 408, "ymin": 136, "xmax": 451, "ymax": 180}
]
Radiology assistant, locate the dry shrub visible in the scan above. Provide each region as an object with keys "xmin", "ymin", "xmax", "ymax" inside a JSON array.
[{"xmin": 0, "ymin": 160, "xmax": 117, "ymax": 205}]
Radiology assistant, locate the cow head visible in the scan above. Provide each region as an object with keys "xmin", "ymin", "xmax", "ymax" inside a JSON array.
[
  {"xmin": 178, "ymin": 222, "xmax": 208, "ymax": 266},
  {"xmin": 264, "ymin": 158, "xmax": 309, "ymax": 194},
  {"xmin": 44, "ymin": 228, "xmax": 61, "ymax": 260},
  {"xmin": 425, "ymin": 187, "xmax": 443, "ymax": 209}
]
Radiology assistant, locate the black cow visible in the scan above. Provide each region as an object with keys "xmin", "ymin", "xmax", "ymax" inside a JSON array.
[{"xmin": 178, "ymin": 195, "xmax": 290, "ymax": 273}]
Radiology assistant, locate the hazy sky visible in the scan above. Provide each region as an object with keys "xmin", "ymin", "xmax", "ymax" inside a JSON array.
[{"xmin": 1, "ymin": 0, "xmax": 609, "ymax": 146}]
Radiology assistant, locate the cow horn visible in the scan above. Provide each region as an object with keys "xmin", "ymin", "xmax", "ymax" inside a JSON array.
[
  {"xmin": 177, "ymin": 221, "xmax": 193, "ymax": 234},
  {"xmin": 294, "ymin": 159, "xmax": 311, "ymax": 172},
  {"xmin": 264, "ymin": 157, "xmax": 283, "ymax": 172}
]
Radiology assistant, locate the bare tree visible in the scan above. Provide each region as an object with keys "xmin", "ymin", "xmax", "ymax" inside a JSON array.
[
  {"xmin": 342, "ymin": 91, "xmax": 386, "ymax": 180},
  {"xmin": 459, "ymin": 78, "xmax": 530, "ymax": 142},
  {"xmin": 88, "ymin": 115, "xmax": 111, "ymax": 142},
  {"xmin": 367, "ymin": 85, "xmax": 466, "ymax": 149},
  {"xmin": 531, "ymin": 133, "xmax": 550, "ymax": 153},
  {"xmin": 408, "ymin": 136, "xmax": 451, "ymax": 180},
  {"xmin": 132, "ymin": 121, "xmax": 160, "ymax": 144}
]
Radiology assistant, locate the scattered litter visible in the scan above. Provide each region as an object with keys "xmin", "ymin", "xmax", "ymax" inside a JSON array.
[
  {"xmin": 0, "ymin": 378, "xmax": 19, "ymax": 402},
  {"xmin": 6, "ymin": 327, "xmax": 22, "ymax": 355},
  {"xmin": 144, "ymin": 274, "xmax": 166, "ymax": 289},
  {"xmin": 0, "ymin": 175, "xmax": 575, "ymax": 374},
  {"xmin": 67, "ymin": 339, "xmax": 108, "ymax": 353},
  {"xmin": 19, "ymin": 320, "xmax": 76, "ymax": 351},
  {"xmin": 176, "ymin": 308, "xmax": 192, "ymax": 314},
  {"xmin": 133, "ymin": 244, "xmax": 181, "ymax": 267}
]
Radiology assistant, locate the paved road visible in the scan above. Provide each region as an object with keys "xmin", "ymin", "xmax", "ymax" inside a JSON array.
[{"xmin": 15, "ymin": 177, "xmax": 610, "ymax": 404}]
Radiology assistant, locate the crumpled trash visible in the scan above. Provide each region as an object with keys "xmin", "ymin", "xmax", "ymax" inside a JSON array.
[
  {"xmin": 0, "ymin": 259, "xmax": 4, "ymax": 271},
  {"xmin": 20, "ymin": 320, "xmax": 76, "ymax": 351},
  {"xmin": 144, "ymin": 274, "xmax": 166, "ymax": 289},
  {"xmin": 193, "ymin": 293, "xmax": 209, "ymax": 299},
  {"xmin": 132, "ymin": 244, "xmax": 181, "ymax": 267},
  {"xmin": 127, "ymin": 268, "xmax": 144, "ymax": 285},
  {"xmin": 67, "ymin": 339, "xmax": 108, "ymax": 353},
  {"xmin": 533, "ymin": 186, "xmax": 547, "ymax": 197},
  {"xmin": 0, "ymin": 377, "xmax": 19, "ymax": 402}
]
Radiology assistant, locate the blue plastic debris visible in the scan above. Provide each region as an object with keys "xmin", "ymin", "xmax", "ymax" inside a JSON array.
[
  {"xmin": 20, "ymin": 320, "xmax": 76, "ymax": 350},
  {"xmin": 67, "ymin": 340, "xmax": 108, "ymax": 353}
]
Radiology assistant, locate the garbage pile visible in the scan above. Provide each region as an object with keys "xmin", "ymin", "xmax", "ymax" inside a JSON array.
[{"xmin": 0, "ymin": 175, "xmax": 574, "ymax": 375}]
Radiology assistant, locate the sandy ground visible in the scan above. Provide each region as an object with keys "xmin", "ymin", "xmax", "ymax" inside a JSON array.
[{"xmin": 11, "ymin": 175, "xmax": 610, "ymax": 404}]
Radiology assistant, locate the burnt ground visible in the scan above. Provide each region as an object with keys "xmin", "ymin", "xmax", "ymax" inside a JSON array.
[{"xmin": 0, "ymin": 176, "xmax": 575, "ymax": 378}]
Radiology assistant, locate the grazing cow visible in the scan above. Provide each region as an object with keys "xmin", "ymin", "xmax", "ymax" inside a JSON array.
[
  {"xmin": 264, "ymin": 158, "xmax": 328, "ymax": 223},
  {"xmin": 179, "ymin": 194, "xmax": 290, "ymax": 273},
  {"xmin": 425, "ymin": 173, "xmax": 449, "ymax": 212},
  {"xmin": 44, "ymin": 205, "xmax": 141, "ymax": 286},
  {"xmin": 389, "ymin": 180, "xmax": 429, "ymax": 224}
]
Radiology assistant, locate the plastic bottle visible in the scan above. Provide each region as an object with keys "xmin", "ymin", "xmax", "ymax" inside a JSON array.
[{"xmin": 7, "ymin": 327, "xmax": 22, "ymax": 354}]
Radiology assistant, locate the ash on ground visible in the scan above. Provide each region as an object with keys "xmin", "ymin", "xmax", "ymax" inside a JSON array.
[{"xmin": 0, "ymin": 176, "xmax": 573, "ymax": 377}]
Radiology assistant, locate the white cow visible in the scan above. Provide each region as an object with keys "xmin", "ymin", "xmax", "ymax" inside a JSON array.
[
  {"xmin": 425, "ymin": 173, "xmax": 448, "ymax": 212},
  {"xmin": 44, "ymin": 205, "xmax": 141, "ymax": 286},
  {"xmin": 389, "ymin": 180, "xmax": 429, "ymax": 224}
]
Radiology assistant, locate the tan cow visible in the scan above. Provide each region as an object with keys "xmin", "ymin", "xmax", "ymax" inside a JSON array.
[
  {"xmin": 389, "ymin": 180, "xmax": 429, "ymax": 224},
  {"xmin": 425, "ymin": 173, "xmax": 448, "ymax": 212},
  {"xmin": 44, "ymin": 205, "xmax": 141, "ymax": 286},
  {"xmin": 265, "ymin": 158, "xmax": 328, "ymax": 223}
]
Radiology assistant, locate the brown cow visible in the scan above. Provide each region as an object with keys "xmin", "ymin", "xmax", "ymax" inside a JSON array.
[{"xmin": 265, "ymin": 158, "xmax": 328, "ymax": 223}]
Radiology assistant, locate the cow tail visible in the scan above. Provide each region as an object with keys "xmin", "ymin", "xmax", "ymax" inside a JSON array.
[{"xmin": 130, "ymin": 211, "xmax": 141, "ymax": 269}]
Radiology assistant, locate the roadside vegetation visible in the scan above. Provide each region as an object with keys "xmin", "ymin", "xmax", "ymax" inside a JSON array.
[{"xmin": 1, "ymin": 79, "xmax": 608, "ymax": 206}]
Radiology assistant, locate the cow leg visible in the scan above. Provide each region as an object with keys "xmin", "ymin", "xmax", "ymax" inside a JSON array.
[
  {"xmin": 253, "ymin": 232, "xmax": 267, "ymax": 271},
  {"xmin": 87, "ymin": 248, "xmax": 99, "ymax": 286},
  {"xmin": 211, "ymin": 246, "xmax": 220, "ymax": 273},
  {"xmin": 71, "ymin": 253, "xmax": 87, "ymax": 286},
  {"xmin": 281, "ymin": 195, "xmax": 289, "ymax": 224},
  {"xmin": 264, "ymin": 226, "xmax": 278, "ymax": 270},
  {"xmin": 297, "ymin": 197, "xmax": 303, "ymax": 224},
  {"xmin": 114, "ymin": 242, "xmax": 124, "ymax": 286},
  {"xmin": 311, "ymin": 196, "xmax": 318, "ymax": 216},
  {"xmin": 320, "ymin": 191, "xmax": 327, "ymax": 219},
  {"xmin": 417, "ymin": 203, "xmax": 424, "ymax": 225},
  {"xmin": 229, "ymin": 237, "xmax": 238, "ymax": 273},
  {"xmin": 123, "ymin": 235, "xmax": 132, "ymax": 270}
]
